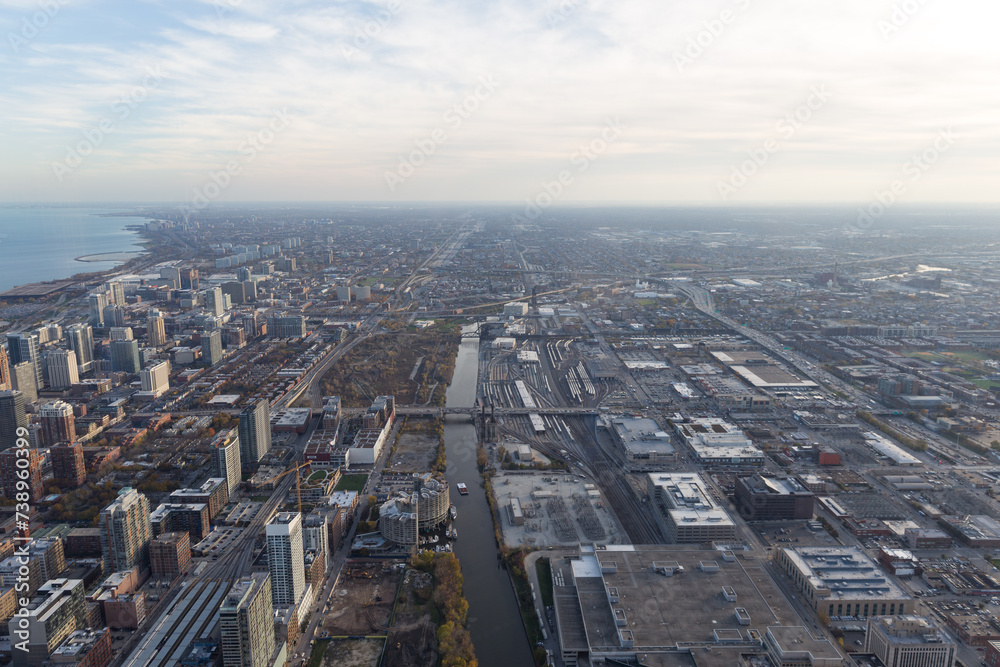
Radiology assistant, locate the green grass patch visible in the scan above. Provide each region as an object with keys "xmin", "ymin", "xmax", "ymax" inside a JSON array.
[
  {"xmin": 535, "ymin": 558, "xmax": 554, "ymax": 607},
  {"xmin": 306, "ymin": 639, "xmax": 331, "ymax": 667},
  {"xmin": 335, "ymin": 474, "xmax": 368, "ymax": 492}
]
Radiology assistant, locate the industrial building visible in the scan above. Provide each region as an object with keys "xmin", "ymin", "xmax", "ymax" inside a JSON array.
[
  {"xmin": 865, "ymin": 615, "xmax": 956, "ymax": 667},
  {"xmin": 734, "ymin": 474, "xmax": 814, "ymax": 521},
  {"xmin": 646, "ymin": 473, "xmax": 735, "ymax": 543},
  {"xmin": 672, "ymin": 416, "xmax": 765, "ymax": 466},
  {"xmin": 608, "ymin": 416, "xmax": 675, "ymax": 466},
  {"xmin": 551, "ymin": 545, "xmax": 837, "ymax": 667},
  {"xmin": 776, "ymin": 547, "xmax": 912, "ymax": 619},
  {"xmin": 939, "ymin": 514, "xmax": 1000, "ymax": 548}
]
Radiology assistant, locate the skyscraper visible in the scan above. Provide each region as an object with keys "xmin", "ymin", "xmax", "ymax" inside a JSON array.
[
  {"xmin": 0, "ymin": 346, "xmax": 10, "ymax": 391},
  {"xmin": 147, "ymin": 312, "xmax": 167, "ymax": 346},
  {"xmin": 0, "ymin": 389, "xmax": 27, "ymax": 450},
  {"xmin": 102, "ymin": 305, "xmax": 126, "ymax": 328},
  {"xmin": 10, "ymin": 362, "xmax": 38, "ymax": 404},
  {"xmin": 212, "ymin": 429, "xmax": 242, "ymax": 496},
  {"xmin": 140, "ymin": 361, "xmax": 170, "ymax": 397},
  {"xmin": 205, "ymin": 287, "xmax": 225, "ymax": 317},
  {"xmin": 51, "ymin": 442, "xmax": 86, "ymax": 489},
  {"xmin": 108, "ymin": 281, "xmax": 125, "ymax": 306},
  {"xmin": 109, "ymin": 327, "xmax": 134, "ymax": 341},
  {"xmin": 88, "ymin": 293, "xmax": 108, "ymax": 326},
  {"xmin": 0, "ymin": 447, "xmax": 42, "ymax": 503},
  {"xmin": 98, "ymin": 488, "xmax": 152, "ymax": 572},
  {"xmin": 46, "ymin": 349, "xmax": 79, "ymax": 390},
  {"xmin": 65, "ymin": 324, "xmax": 95, "ymax": 375},
  {"xmin": 238, "ymin": 399, "xmax": 271, "ymax": 470},
  {"xmin": 159, "ymin": 266, "xmax": 182, "ymax": 288},
  {"xmin": 39, "ymin": 400, "xmax": 76, "ymax": 446},
  {"xmin": 180, "ymin": 267, "xmax": 199, "ymax": 290},
  {"xmin": 110, "ymin": 339, "xmax": 141, "ymax": 374},
  {"xmin": 219, "ymin": 572, "xmax": 275, "ymax": 667},
  {"xmin": 265, "ymin": 513, "xmax": 305, "ymax": 605},
  {"xmin": 6, "ymin": 333, "xmax": 42, "ymax": 390},
  {"xmin": 201, "ymin": 330, "xmax": 223, "ymax": 366}
]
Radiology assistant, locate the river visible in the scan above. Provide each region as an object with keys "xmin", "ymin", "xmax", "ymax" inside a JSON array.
[{"xmin": 445, "ymin": 329, "xmax": 535, "ymax": 667}]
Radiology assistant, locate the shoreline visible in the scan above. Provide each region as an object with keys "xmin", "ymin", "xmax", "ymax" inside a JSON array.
[{"xmin": 75, "ymin": 250, "xmax": 148, "ymax": 263}]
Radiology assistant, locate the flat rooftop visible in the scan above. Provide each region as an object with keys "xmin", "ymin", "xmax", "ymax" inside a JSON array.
[
  {"xmin": 782, "ymin": 546, "xmax": 910, "ymax": 601},
  {"xmin": 553, "ymin": 546, "xmax": 806, "ymax": 654}
]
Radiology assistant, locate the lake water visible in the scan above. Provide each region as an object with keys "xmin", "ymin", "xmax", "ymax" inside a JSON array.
[{"xmin": 0, "ymin": 206, "xmax": 148, "ymax": 292}]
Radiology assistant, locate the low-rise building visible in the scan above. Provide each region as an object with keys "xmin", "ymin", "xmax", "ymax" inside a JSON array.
[
  {"xmin": 865, "ymin": 615, "xmax": 955, "ymax": 667},
  {"xmin": 50, "ymin": 628, "xmax": 113, "ymax": 667},
  {"xmin": 776, "ymin": 547, "xmax": 912, "ymax": 619},
  {"xmin": 734, "ymin": 474, "xmax": 814, "ymax": 521}
]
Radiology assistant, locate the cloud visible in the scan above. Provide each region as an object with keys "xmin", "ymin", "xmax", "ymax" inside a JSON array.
[{"xmin": 0, "ymin": 0, "xmax": 998, "ymax": 203}]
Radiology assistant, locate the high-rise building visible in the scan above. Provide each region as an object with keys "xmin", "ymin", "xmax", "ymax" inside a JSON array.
[
  {"xmin": 220, "ymin": 572, "xmax": 275, "ymax": 667},
  {"xmin": 205, "ymin": 287, "xmax": 225, "ymax": 317},
  {"xmin": 11, "ymin": 361, "xmax": 38, "ymax": 403},
  {"xmin": 222, "ymin": 282, "xmax": 246, "ymax": 305},
  {"xmin": 180, "ymin": 267, "xmax": 199, "ymax": 290},
  {"xmin": 6, "ymin": 333, "xmax": 42, "ymax": 390},
  {"xmin": 98, "ymin": 488, "xmax": 152, "ymax": 572},
  {"xmin": 266, "ymin": 513, "xmax": 305, "ymax": 605},
  {"xmin": 303, "ymin": 513, "xmax": 330, "ymax": 569},
  {"xmin": 88, "ymin": 293, "xmax": 108, "ymax": 326},
  {"xmin": 109, "ymin": 281, "xmax": 125, "ymax": 306},
  {"xmin": 40, "ymin": 400, "xmax": 76, "ymax": 446},
  {"xmin": 238, "ymin": 399, "xmax": 271, "ymax": 470},
  {"xmin": 159, "ymin": 267, "xmax": 182, "ymax": 288},
  {"xmin": 8, "ymin": 578, "xmax": 86, "ymax": 667},
  {"xmin": 0, "ymin": 345, "xmax": 10, "ymax": 391},
  {"xmin": 236, "ymin": 267, "xmax": 252, "ymax": 282},
  {"xmin": 102, "ymin": 305, "xmax": 126, "ymax": 328},
  {"xmin": 243, "ymin": 280, "xmax": 257, "ymax": 302},
  {"xmin": 140, "ymin": 361, "xmax": 170, "ymax": 397},
  {"xmin": 201, "ymin": 330, "xmax": 223, "ymax": 366},
  {"xmin": 0, "ymin": 389, "xmax": 27, "ymax": 450},
  {"xmin": 51, "ymin": 442, "xmax": 86, "ymax": 489},
  {"xmin": 110, "ymin": 339, "xmax": 141, "ymax": 374},
  {"xmin": 0, "ymin": 446, "xmax": 42, "ymax": 503},
  {"xmin": 212, "ymin": 429, "xmax": 242, "ymax": 496},
  {"xmin": 65, "ymin": 324, "xmax": 95, "ymax": 375},
  {"xmin": 865, "ymin": 615, "xmax": 955, "ymax": 667},
  {"xmin": 109, "ymin": 327, "xmax": 133, "ymax": 341},
  {"xmin": 147, "ymin": 312, "xmax": 167, "ymax": 346},
  {"xmin": 46, "ymin": 349, "xmax": 79, "ymax": 390},
  {"xmin": 149, "ymin": 532, "xmax": 191, "ymax": 579}
]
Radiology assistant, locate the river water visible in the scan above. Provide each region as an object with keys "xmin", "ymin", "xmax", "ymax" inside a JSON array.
[{"xmin": 445, "ymin": 330, "xmax": 534, "ymax": 667}]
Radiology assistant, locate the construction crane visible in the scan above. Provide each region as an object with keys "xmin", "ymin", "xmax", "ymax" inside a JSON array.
[{"xmin": 271, "ymin": 461, "xmax": 311, "ymax": 514}]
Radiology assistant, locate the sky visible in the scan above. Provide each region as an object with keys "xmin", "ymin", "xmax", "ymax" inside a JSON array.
[{"xmin": 0, "ymin": 0, "xmax": 998, "ymax": 206}]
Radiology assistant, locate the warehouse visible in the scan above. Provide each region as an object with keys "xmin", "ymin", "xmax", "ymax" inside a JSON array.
[{"xmin": 776, "ymin": 546, "xmax": 912, "ymax": 619}]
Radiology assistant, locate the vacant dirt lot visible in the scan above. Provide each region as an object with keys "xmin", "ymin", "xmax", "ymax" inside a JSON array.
[
  {"xmin": 387, "ymin": 418, "xmax": 441, "ymax": 472},
  {"xmin": 323, "ymin": 561, "xmax": 403, "ymax": 636},
  {"xmin": 383, "ymin": 568, "xmax": 438, "ymax": 667},
  {"xmin": 320, "ymin": 639, "xmax": 383, "ymax": 667}
]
